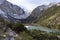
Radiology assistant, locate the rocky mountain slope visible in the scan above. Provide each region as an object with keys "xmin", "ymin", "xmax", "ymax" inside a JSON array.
[
  {"xmin": 34, "ymin": 3, "xmax": 60, "ymax": 30},
  {"xmin": 0, "ymin": 0, "xmax": 30, "ymax": 22}
]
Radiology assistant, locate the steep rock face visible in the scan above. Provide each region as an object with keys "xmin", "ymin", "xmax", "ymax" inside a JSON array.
[{"xmin": 0, "ymin": 0, "xmax": 27, "ymax": 22}]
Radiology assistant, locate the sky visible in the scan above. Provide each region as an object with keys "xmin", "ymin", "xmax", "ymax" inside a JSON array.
[{"xmin": 7, "ymin": 0, "xmax": 60, "ymax": 12}]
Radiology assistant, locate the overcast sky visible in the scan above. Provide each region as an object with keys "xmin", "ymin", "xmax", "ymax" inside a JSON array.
[{"xmin": 7, "ymin": 0, "xmax": 60, "ymax": 12}]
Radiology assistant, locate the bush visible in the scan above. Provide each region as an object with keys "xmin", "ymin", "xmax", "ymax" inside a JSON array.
[{"xmin": 12, "ymin": 22, "xmax": 27, "ymax": 33}]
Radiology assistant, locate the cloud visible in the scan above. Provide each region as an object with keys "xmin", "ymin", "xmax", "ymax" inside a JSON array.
[
  {"xmin": 7, "ymin": 0, "xmax": 60, "ymax": 12},
  {"xmin": 7, "ymin": 0, "xmax": 36, "ymax": 11}
]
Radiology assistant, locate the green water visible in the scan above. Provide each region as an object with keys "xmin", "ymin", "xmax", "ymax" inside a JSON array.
[{"xmin": 25, "ymin": 26, "xmax": 60, "ymax": 34}]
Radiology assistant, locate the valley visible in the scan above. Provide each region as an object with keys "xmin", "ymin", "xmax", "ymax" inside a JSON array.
[{"xmin": 0, "ymin": 0, "xmax": 60, "ymax": 40}]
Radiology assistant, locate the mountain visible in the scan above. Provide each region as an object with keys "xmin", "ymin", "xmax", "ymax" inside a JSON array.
[
  {"xmin": 34, "ymin": 3, "xmax": 60, "ymax": 30},
  {"xmin": 0, "ymin": 0, "xmax": 29, "ymax": 22},
  {"xmin": 20, "ymin": 3, "xmax": 58, "ymax": 23},
  {"xmin": 22, "ymin": 5, "xmax": 48, "ymax": 23}
]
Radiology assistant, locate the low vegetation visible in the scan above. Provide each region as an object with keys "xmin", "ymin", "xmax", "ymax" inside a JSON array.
[
  {"xmin": 0, "ymin": 15, "xmax": 60, "ymax": 40},
  {"xmin": 35, "ymin": 4, "xmax": 60, "ymax": 30}
]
